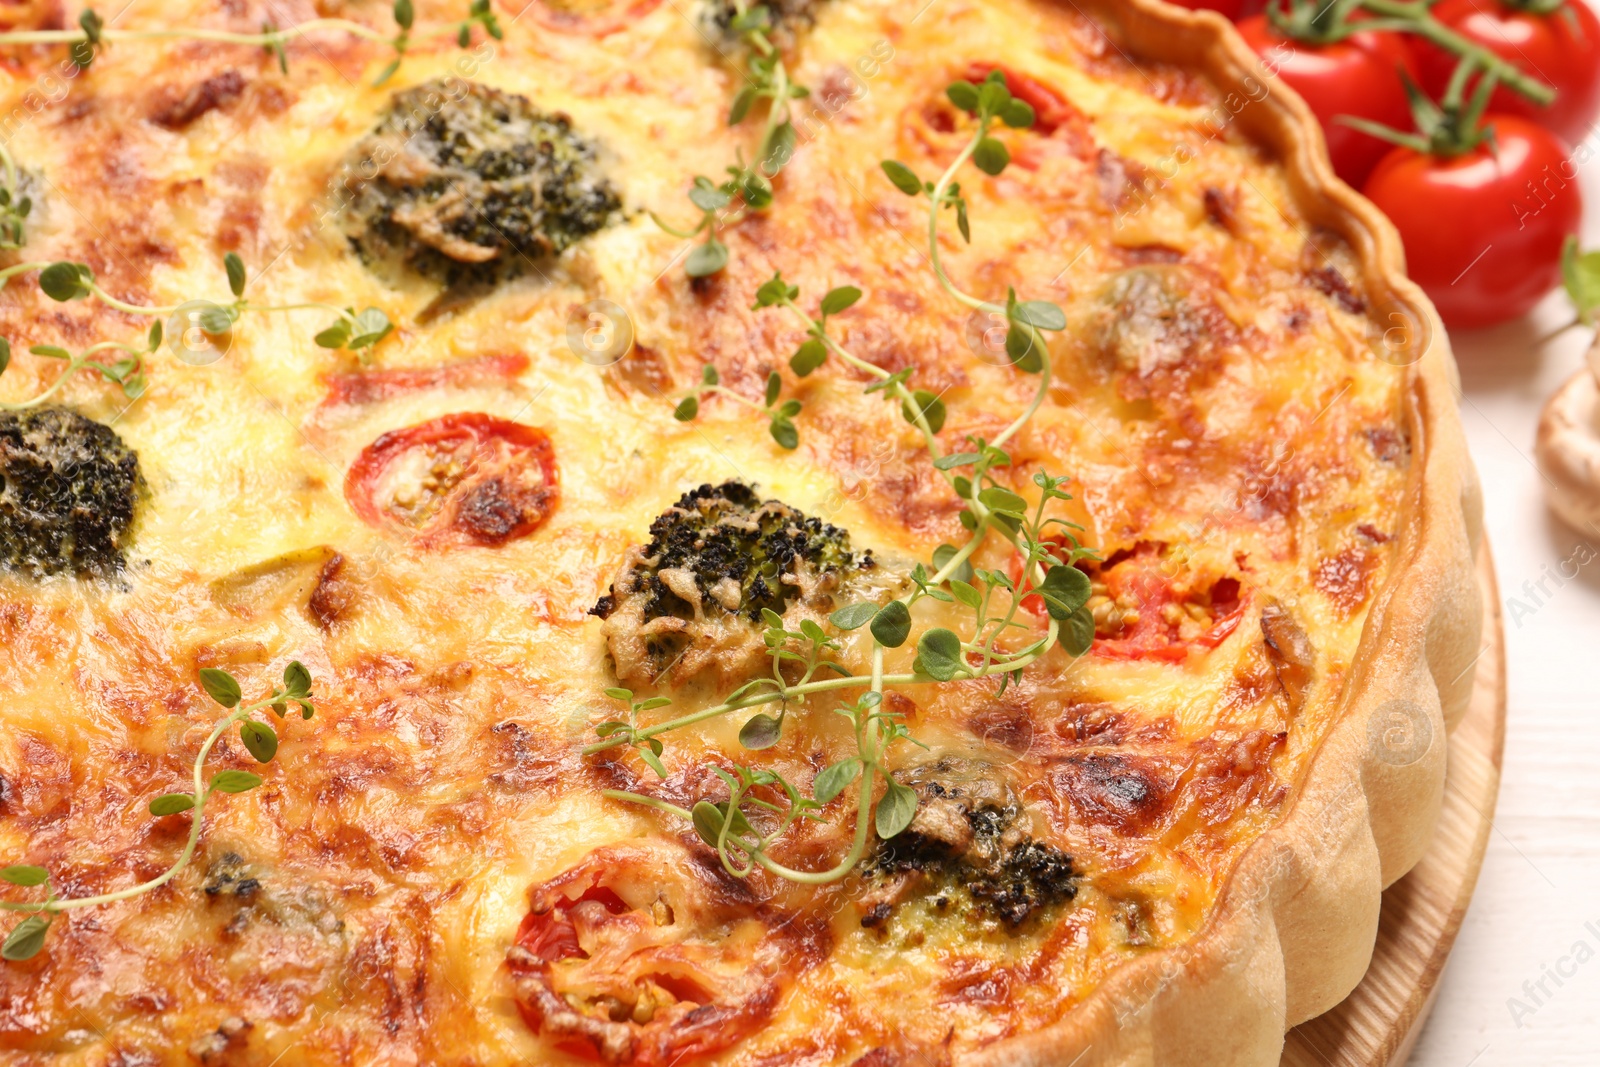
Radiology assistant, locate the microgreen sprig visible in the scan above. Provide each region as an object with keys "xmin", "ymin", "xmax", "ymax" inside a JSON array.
[
  {"xmin": 653, "ymin": 4, "xmax": 808, "ymax": 277},
  {"xmin": 0, "ymin": 2, "xmax": 499, "ymax": 88},
  {"xmin": 0, "ymin": 252, "xmax": 393, "ymax": 368},
  {"xmin": 673, "ymin": 362, "xmax": 803, "ymax": 449},
  {"xmin": 0, "ymin": 662, "xmax": 318, "ymax": 962},
  {"xmin": 0, "ymin": 322, "xmax": 159, "ymax": 411},
  {"xmin": 591, "ymin": 74, "xmax": 1098, "ymax": 885}
]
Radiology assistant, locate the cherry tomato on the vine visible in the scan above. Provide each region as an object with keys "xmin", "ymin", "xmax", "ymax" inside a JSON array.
[
  {"xmin": 1361, "ymin": 115, "xmax": 1582, "ymax": 329},
  {"xmin": 1412, "ymin": 0, "xmax": 1600, "ymax": 148},
  {"xmin": 1237, "ymin": 15, "xmax": 1418, "ymax": 187}
]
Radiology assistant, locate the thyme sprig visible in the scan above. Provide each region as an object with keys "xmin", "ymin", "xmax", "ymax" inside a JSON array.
[
  {"xmin": 0, "ymin": 662, "xmax": 318, "ymax": 962},
  {"xmin": 673, "ymin": 363, "xmax": 803, "ymax": 449},
  {"xmin": 0, "ymin": 253, "xmax": 392, "ymax": 406},
  {"xmin": 0, "ymin": 322, "xmax": 159, "ymax": 411},
  {"xmin": 0, "ymin": 2, "xmax": 501, "ymax": 88},
  {"xmin": 591, "ymin": 73, "xmax": 1096, "ymax": 884},
  {"xmin": 653, "ymin": 4, "xmax": 807, "ymax": 277}
]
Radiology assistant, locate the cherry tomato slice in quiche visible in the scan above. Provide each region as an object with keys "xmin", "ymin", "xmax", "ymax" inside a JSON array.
[
  {"xmin": 1361, "ymin": 116, "xmax": 1582, "ymax": 329},
  {"xmin": 1235, "ymin": 16, "xmax": 1417, "ymax": 188},
  {"xmin": 344, "ymin": 413, "xmax": 559, "ymax": 548},
  {"xmin": 1412, "ymin": 0, "xmax": 1600, "ymax": 148}
]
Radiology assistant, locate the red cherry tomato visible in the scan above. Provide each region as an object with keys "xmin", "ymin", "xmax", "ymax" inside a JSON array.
[
  {"xmin": 1362, "ymin": 115, "xmax": 1582, "ymax": 329},
  {"xmin": 344, "ymin": 413, "xmax": 559, "ymax": 548},
  {"xmin": 1413, "ymin": 0, "xmax": 1600, "ymax": 148},
  {"xmin": 1236, "ymin": 16, "xmax": 1418, "ymax": 187}
]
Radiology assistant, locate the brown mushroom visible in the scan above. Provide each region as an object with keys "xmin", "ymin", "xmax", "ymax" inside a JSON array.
[{"xmin": 1535, "ymin": 341, "xmax": 1600, "ymax": 532}]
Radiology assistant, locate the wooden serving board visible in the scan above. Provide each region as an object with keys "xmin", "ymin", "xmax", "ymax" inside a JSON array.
[{"xmin": 1281, "ymin": 543, "xmax": 1506, "ymax": 1067}]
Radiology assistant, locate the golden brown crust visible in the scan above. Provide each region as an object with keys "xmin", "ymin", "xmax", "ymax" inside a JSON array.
[{"xmin": 970, "ymin": 2, "xmax": 1482, "ymax": 1062}]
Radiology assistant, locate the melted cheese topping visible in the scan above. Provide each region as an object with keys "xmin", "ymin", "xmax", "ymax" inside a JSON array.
[{"xmin": 0, "ymin": 1, "xmax": 1408, "ymax": 1063}]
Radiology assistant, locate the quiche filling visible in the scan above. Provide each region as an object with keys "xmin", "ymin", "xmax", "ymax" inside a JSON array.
[{"xmin": 0, "ymin": 0, "xmax": 1412, "ymax": 1064}]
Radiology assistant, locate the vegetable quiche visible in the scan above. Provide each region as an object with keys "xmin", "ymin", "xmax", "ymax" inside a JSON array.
[{"xmin": 0, "ymin": 0, "xmax": 1483, "ymax": 1065}]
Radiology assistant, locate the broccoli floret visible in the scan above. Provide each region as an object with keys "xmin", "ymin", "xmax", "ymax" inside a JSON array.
[
  {"xmin": 863, "ymin": 757, "xmax": 1078, "ymax": 929},
  {"xmin": 592, "ymin": 481, "xmax": 873, "ymax": 687},
  {"xmin": 341, "ymin": 79, "xmax": 622, "ymax": 288},
  {"xmin": 0, "ymin": 407, "xmax": 142, "ymax": 579}
]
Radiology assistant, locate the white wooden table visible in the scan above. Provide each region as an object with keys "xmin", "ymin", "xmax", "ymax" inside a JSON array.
[{"xmin": 1406, "ymin": 124, "xmax": 1600, "ymax": 1067}]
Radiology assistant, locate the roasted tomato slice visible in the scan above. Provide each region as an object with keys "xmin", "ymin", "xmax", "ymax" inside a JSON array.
[
  {"xmin": 1089, "ymin": 545, "xmax": 1244, "ymax": 661},
  {"xmin": 344, "ymin": 413, "xmax": 558, "ymax": 548},
  {"xmin": 1014, "ymin": 543, "xmax": 1245, "ymax": 660},
  {"xmin": 507, "ymin": 842, "xmax": 822, "ymax": 1066}
]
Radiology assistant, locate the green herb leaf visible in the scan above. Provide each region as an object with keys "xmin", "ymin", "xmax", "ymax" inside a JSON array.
[
  {"xmin": 933, "ymin": 452, "xmax": 981, "ymax": 471},
  {"xmin": 1059, "ymin": 603, "xmax": 1095, "ymax": 656},
  {"xmin": 831, "ymin": 601, "xmax": 879, "ymax": 630},
  {"xmin": 1002, "ymin": 99, "xmax": 1036, "ymax": 129},
  {"xmin": 148, "ymin": 793, "xmax": 196, "ymax": 816},
  {"xmin": 729, "ymin": 85, "xmax": 757, "ymax": 126},
  {"xmin": 0, "ymin": 865, "xmax": 48, "ymax": 887},
  {"xmin": 875, "ymin": 780, "xmax": 918, "ymax": 838},
  {"xmin": 1034, "ymin": 562, "xmax": 1092, "ymax": 620},
  {"xmin": 764, "ymin": 371, "xmax": 782, "ymax": 407},
  {"xmin": 931, "ymin": 543, "xmax": 974, "ymax": 584},
  {"xmin": 881, "ymin": 160, "xmax": 923, "ymax": 196},
  {"xmin": 763, "ymin": 121, "xmax": 797, "ymax": 175},
  {"xmin": 223, "ymin": 252, "xmax": 246, "ymax": 297},
  {"xmin": 372, "ymin": 57, "xmax": 403, "ymax": 86},
  {"xmin": 1011, "ymin": 300, "xmax": 1066, "ymax": 331},
  {"xmin": 791, "ymin": 338, "xmax": 827, "ymax": 376},
  {"xmin": 769, "ymin": 415, "xmax": 799, "ymax": 450},
  {"xmin": 1561, "ymin": 236, "xmax": 1600, "ymax": 325},
  {"xmin": 0, "ymin": 337, "xmax": 9, "ymax": 376},
  {"xmin": 314, "ymin": 318, "xmax": 351, "ymax": 349},
  {"xmin": 915, "ymin": 627, "xmax": 965, "ymax": 681},
  {"xmin": 239, "ymin": 721, "xmax": 279, "ymax": 764},
  {"xmin": 210, "ymin": 770, "xmax": 263, "ymax": 794},
  {"xmin": 348, "ymin": 307, "xmax": 393, "ymax": 350},
  {"xmin": 813, "ymin": 757, "xmax": 862, "ymax": 803},
  {"xmin": 393, "ymin": 0, "xmax": 415, "ymax": 30},
  {"xmin": 147, "ymin": 321, "xmax": 163, "ymax": 350},
  {"xmin": 198, "ymin": 304, "xmax": 238, "ymax": 334},
  {"xmin": 978, "ymin": 79, "xmax": 1011, "ymax": 117},
  {"xmin": 820, "ymin": 286, "xmax": 862, "ymax": 316},
  {"xmin": 947, "ymin": 579, "xmax": 982, "ymax": 610},
  {"xmin": 973, "ymin": 137, "xmax": 1010, "ymax": 176},
  {"xmin": 39, "ymin": 261, "xmax": 88, "ymax": 302},
  {"xmin": 689, "ymin": 180, "xmax": 732, "ymax": 213},
  {"xmin": 900, "ymin": 389, "xmax": 947, "ymax": 434},
  {"xmin": 869, "ymin": 599, "xmax": 912, "ymax": 648},
  {"xmin": 283, "ymin": 660, "xmax": 312, "ymax": 698},
  {"xmin": 198, "ymin": 668, "xmax": 242, "ymax": 708},
  {"xmin": 686, "ymin": 239, "xmax": 729, "ymax": 278},
  {"xmin": 1005, "ymin": 321, "xmax": 1045, "ymax": 371},
  {"xmin": 28, "ymin": 345, "xmax": 69, "ymax": 360},
  {"xmin": 674, "ymin": 396, "xmax": 699, "ymax": 421},
  {"xmin": 739, "ymin": 713, "xmax": 783, "ymax": 750},
  {"xmin": 2, "ymin": 915, "xmax": 49, "ymax": 961},
  {"xmin": 978, "ymin": 486, "xmax": 1027, "ymax": 515},
  {"xmin": 692, "ymin": 800, "xmax": 726, "ymax": 847},
  {"xmin": 946, "ymin": 80, "xmax": 980, "ymax": 112},
  {"xmin": 702, "ymin": 363, "xmax": 720, "ymax": 385}
]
